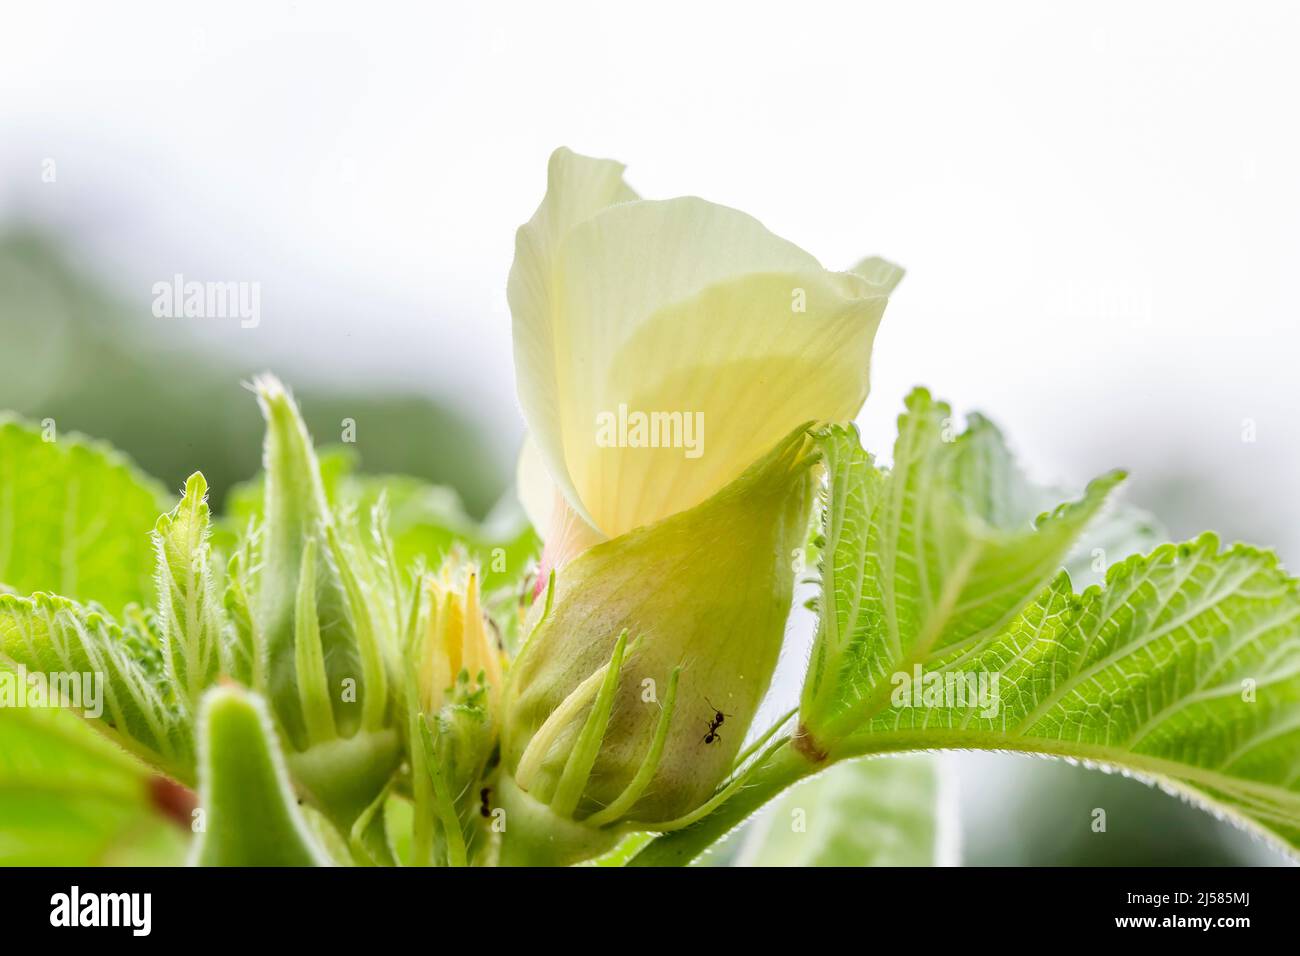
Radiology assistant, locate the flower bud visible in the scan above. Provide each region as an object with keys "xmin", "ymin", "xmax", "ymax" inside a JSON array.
[
  {"xmin": 415, "ymin": 560, "xmax": 504, "ymax": 717},
  {"xmin": 498, "ymin": 428, "xmax": 815, "ymax": 864},
  {"xmin": 238, "ymin": 375, "xmax": 402, "ymax": 829},
  {"xmin": 407, "ymin": 558, "xmax": 505, "ymax": 866}
]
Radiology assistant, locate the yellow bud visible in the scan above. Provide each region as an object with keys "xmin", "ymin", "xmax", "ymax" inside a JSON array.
[{"xmin": 416, "ymin": 560, "xmax": 504, "ymax": 716}]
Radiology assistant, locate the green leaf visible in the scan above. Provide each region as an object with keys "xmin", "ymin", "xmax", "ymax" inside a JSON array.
[
  {"xmin": 0, "ymin": 707, "xmax": 189, "ymax": 866},
  {"xmin": 801, "ymin": 390, "xmax": 1300, "ymax": 855},
  {"xmin": 632, "ymin": 390, "xmax": 1295, "ymax": 867},
  {"xmin": 0, "ymin": 593, "xmax": 192, "ymax": 780},
  {"xmin": 734, "ymin": 754, "xmax": 950, "ymax": 866},
  {"xmin": 152, "ymin": 472, "xmax": 226, "ymax": 712},
  {"xmin": 190, "ymin": 684, "xmax": 330, "ymax": 866},
  {"xmin": 0, "ymin": 416, "xmax": 169, "ymax": 614},
  {"xmin": 801, "ymin": 389, "xmax": 1122, "ymax": 740},
  {"xmin": 841, "ymin": 534, "xmax": 1300, "ymax": 853}
]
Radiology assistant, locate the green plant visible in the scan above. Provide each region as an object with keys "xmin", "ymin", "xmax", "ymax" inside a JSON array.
[{"xmin": 1, "ymin": 149, "xmax": 1297, "ymax": 867}]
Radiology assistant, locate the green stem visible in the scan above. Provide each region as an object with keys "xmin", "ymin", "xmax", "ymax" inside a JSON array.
[{"xmin": 626, "ymin": 739, "xmax": 820, "ymax": 867}]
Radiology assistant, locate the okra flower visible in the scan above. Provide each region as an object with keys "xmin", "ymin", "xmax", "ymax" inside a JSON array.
[
  {"xmin": 498, "ymin": 150, "xmax": 901, "ymax": 864},
  {"xmin": 511, "ymin": 147, "xmax": 903, "ymax": 567}
]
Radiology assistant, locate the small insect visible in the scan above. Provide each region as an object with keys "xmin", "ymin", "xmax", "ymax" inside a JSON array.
[
  {"xmin": 479, "ymin": 786, "xmax": 492, "ymax": 818},
  {"xmin": 702, "ymin": 699, "xmax": 731, "ymax": 745}
]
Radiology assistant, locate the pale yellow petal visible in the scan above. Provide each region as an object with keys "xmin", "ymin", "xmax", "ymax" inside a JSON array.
[
  {"xmin": 509, "ymin": 148, "xmax": 638, "ymax": 530},
  {"xmin": 850, "ymin": 255, "xmax": 907, "ymax": 294},
  {"xmin": 548, "ymin": 197, "xmax": 894, "ymax": 537},
  {"xmin": 515, "ymin": 435, "xmax": 556, "ymax": 537}
]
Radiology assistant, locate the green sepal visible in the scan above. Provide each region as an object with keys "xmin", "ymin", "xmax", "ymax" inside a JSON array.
[
  {"xmin": 189, "ymin": 685, "xmax": 330, "ymax": 867},
  {"xmin": 502, "ymin": 425, "xmax": 815, "ymax": 855},
  {"xmin": 495, "ymin": 773, "xmax": 620, "ymax": 867}
]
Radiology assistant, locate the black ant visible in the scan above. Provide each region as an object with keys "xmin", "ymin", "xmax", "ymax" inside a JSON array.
[
  {"xmin": 702, "ymin": 699, "xmax": 731, "ymax": 745},
  {"xmin": 479, "ymin": 786, "xmax": 492, "ymax": 818}
]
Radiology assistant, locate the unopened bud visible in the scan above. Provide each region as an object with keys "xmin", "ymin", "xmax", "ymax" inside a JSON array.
[
  {"xmin": 499, "ymin": 428, "xmax": 815, "ymax": 864},
  {"xmin": 416, "ymin": 561, "xmax": 503, "ymax": 717},
  {"xmin": 244, "ymin": 375, "xmax": 402, "ymax": 829}
]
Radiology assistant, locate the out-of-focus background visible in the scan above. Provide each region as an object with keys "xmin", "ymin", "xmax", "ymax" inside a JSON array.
[{"xmin": 2, "ymin": 1, "xmax": 1296, "ymax": 865}]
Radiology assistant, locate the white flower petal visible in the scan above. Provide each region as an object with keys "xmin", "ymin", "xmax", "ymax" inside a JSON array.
[
  {"xmin": 509, "ymin": 148, "xmax": 638, "ymax": 531},
  {"xmin": 509, "ymin": 149, "xmax": 899, "ymax": 540},
  {"xmin": 555, "ymin": 199, "xmax": 892, "ymax": 537}
]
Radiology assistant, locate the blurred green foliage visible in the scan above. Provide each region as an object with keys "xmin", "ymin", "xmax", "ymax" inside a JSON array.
[
  {"xmin": 961, "ymin": 756, "xmax": 1285, "ymax": 867},
  {"xmin": 0, "ymin": 414, "xmax": 169, "ymax": 614},
  {"xmin": 0, "ymin": 230, "xmax": 504, "ymax": 516},
  {"xmin": 0, "ymin": 706, "xmax": 189, "ymax": 866}
]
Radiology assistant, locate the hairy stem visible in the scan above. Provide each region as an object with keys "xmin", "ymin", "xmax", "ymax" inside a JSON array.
[{"xmin": 626, "ymin": 737, "xmax": 820, "ymax": 867}]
